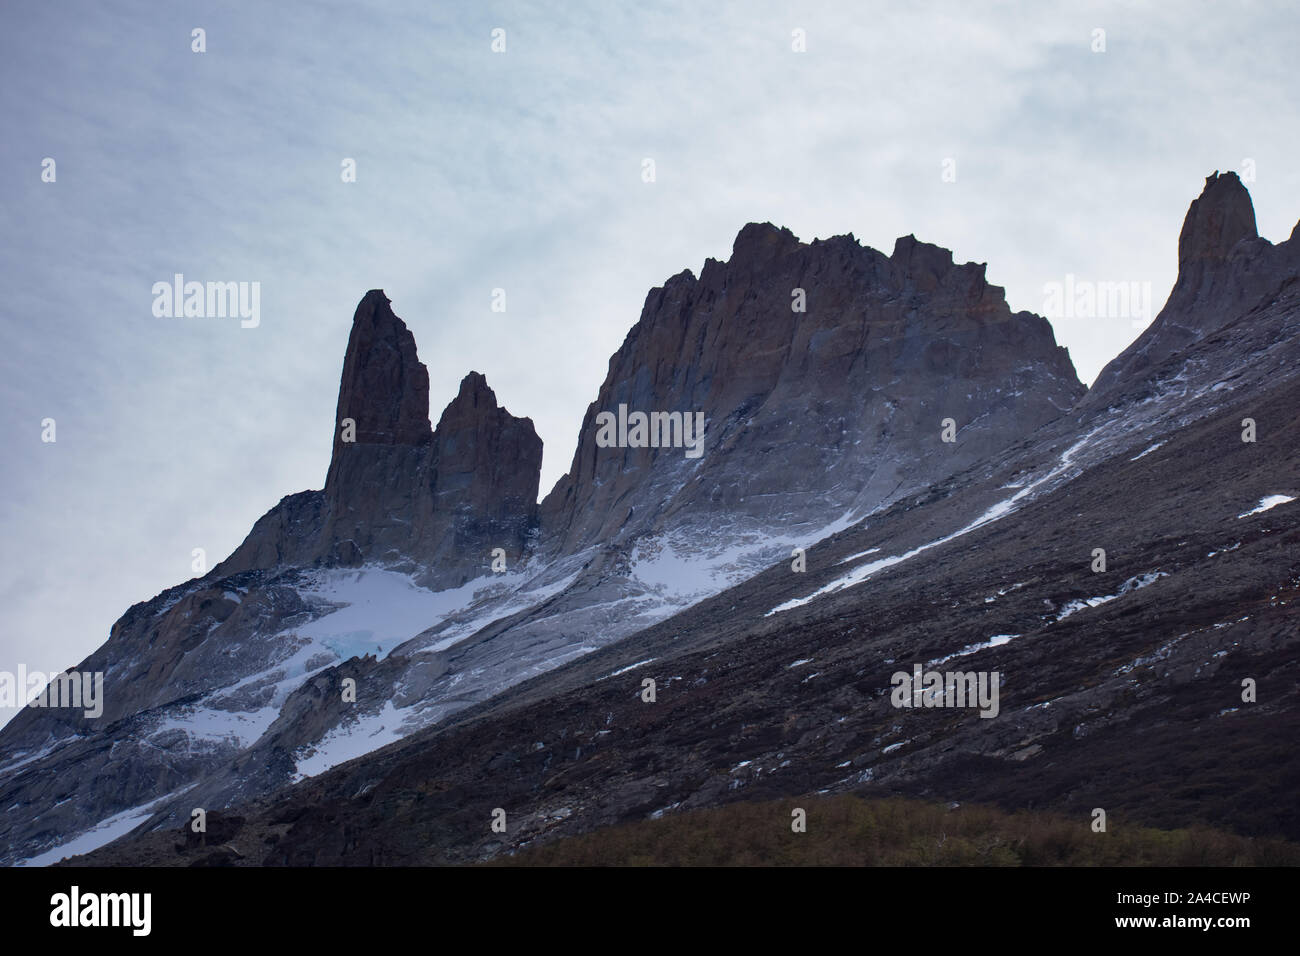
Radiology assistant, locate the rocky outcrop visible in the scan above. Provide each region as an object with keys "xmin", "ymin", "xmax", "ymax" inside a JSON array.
[
  {"xmin": 328, "ymin": 289, "xmax": 433, "ymax": 459},
  {"xmin": 1178, "ymin": 169, "xmax": 1258, "ymax": 266},
  {"xmin": 216, "ymin": 292, "xmax": 541, "ymax": 586},
  {"xmin": 540, "ymin": 224, "xmax": 1084, "ymax": 554},
  {"xmin": 417, "ymin": 371, "xmax": 543, "ymax": 580},
  {"xmin": 1088, "ymin": 171, "xmax": 1300, "ymax": 401}
]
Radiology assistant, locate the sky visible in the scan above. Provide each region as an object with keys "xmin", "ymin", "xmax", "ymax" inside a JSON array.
[{"xmin": 2, "ymin": 0, "xmax": 1298, "ymax": 726}]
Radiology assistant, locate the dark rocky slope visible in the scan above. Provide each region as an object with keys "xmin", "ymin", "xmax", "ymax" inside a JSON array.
[{"xmin": 76, "ymin": 356, "xmax": 1299, "ymax": 865}]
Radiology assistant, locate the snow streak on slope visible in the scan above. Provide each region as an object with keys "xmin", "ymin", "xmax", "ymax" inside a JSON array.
[
  {"xmin": 927, "ymin": 634, "xmax": 1020, "ymax": 667},
  {"xmin": 1055, "ymin": 572, "xmax": 1169, "ymax": 621},
  {"xmin": 1130, "ymin": 441, "xmax": 1165, "ymax": 461},
  {"xmin": 766, "ymin": 431, "xmax": 1102, "ymax": 616},
  {"xmin": 1238, "ymin": 495, "xmax": 1295, "ymax": 518},
  {"xmin": 839, "ymin": 547, "xmax": 881, "ymax": 564},
  {"xmin": 18, "ymin": 786, "xmax": 195, "ymax": 867},
  {"xmin": 604, "ymin": 658, "xmax": 657, "ymax": 679}
]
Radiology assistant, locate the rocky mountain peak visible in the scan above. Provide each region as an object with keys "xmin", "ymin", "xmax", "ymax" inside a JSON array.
[
  {"xmin": 892, "ymin": 233, "xmax": 955, "ymax": 270},
  {"xmin": 439, "ymin": 370, "xmax": 497, "ymax": 420},
  {"xmin": 213, "ymin": 296, "xmax": 541, "ymax": 583},
  {"xmin": 890, "ymin": 234, "xmax": 968, "ymax": 291},
  {"xmin": 1177, "ymin": 171, "xmax": 1258, "ymax": 268},
  {"xmin": 540, "ymin": 222, "xmax": 1083, "ymax": 554},
  {"xmin": 728, "ymin": 222, "xmax": 802, "ymax": 274},
  {"xmin": 429, "ymin": 371, "xmax": 543, "ymax": 552},
  {"xmin": 432, "ymin": 371, "xmax": 539, "ymax": 475},
  {"xmin": 1087, "ymin": 172, "xmax": 1293, "ymax": 403},
  {"xmin": 327, "ymin": 290, "xmax": 432, "ymax": 483}
]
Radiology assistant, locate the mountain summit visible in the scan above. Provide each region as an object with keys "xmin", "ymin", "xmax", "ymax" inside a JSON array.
[
  {"xmin": 1089, "ymin": 171, "xmax": 1298, "ymax": 400},
  {"xmin": 219, "ymin": 292, "xmax": 541, "ymax": 585},
  {"xmin": 328, "ymin": 289, "xmax": 433, "ymax": 456},
  {"xmin": 540, "ymin": 222, "xmax": 1083, "ymax": 554},
  {"xmin": 1177, "ymin": 170, "xmax": 1257, "ymax": 267}
]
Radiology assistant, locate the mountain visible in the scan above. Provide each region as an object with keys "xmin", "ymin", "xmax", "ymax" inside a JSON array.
[
  {"xmin": 4, "ymin": 172, "xmax": 1297, "ymax": 867},
  {"xmin": 541, "ymin": 224, "xmax": 1082, "ymax": 554}
]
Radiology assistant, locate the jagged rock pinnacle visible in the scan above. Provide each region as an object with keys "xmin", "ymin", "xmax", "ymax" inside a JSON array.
[
  {"xmin": 329, "ymin": 290, "xmax": 432, "ymax": 462},
  {"xmin": 1087, "ymin": 171, "xmax": 1290, "ymax": 401},
  {"xmin": 1177, "ymin": 171, "xmax": 1258, "ymax": 268},
  {"xmin": 430, "ymin": 371, "xmax": 543, "ymax": 532},
  {"xmin": 218, "ymin": 295, "xmax": 541, "ymax": 582}
]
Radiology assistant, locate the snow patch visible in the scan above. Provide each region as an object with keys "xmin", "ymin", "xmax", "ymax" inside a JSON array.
[
  {"xmin": 18, "ymin": 786, "xmax": 195, "ymax": 867},
  {"xmin": 298, "ymin": 568, "xmax": 504, "ymax": 660},
  {"xmin": 150, "ymin": 704, "xmax": 280, "ymax": 751},
  {"xmin": 927, "ymin": 634, "xmax": 1020, "ymax": 667},
  {"xmin": 1057, "ymin": 572, "xmax": 1168, "ymax": 622},
  {"xmin": 838, "ymin": 547, "xmax": 882, "ymax": 564},
  {"xmin": 605, "ymin": 658, "xmax": 656, "ymax": 678},
  {"xmin": 1130, "ymin": 441, "xmax": 1165, "ymax": 461},
  {"xmin": 632, "ymin": 510, "xmax": 859, "ymax": 604},
  {"xmin": 293, "ymin": 700, "xmax": 411, "ymax": 779},
  {"xmin": 1238, "ymin": 495, "xmax": 1295, "ymax": 518}
]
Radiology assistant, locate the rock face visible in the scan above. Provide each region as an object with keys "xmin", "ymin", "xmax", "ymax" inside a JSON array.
[
  {"xmin": 421, "ymin": 370, "xmax": 544, "ymax": 576},
  {"xmin": 1089, "ymin": 171, "xmax": 1300, "ymax": 401},
  {"xmin": 218, "ymin": 292, "xmax": 541, "ymax": 586},
  {"xmin": 541, "ymin": 224, "xmax": 1084, "ymax": 554},
  {"xmin": 328, "ymin": 289, "xmax": 433, "ymax": 456},
  {"xmin": 1179, "ymin": 169, "xmax": 1258, "ymax": 265}
]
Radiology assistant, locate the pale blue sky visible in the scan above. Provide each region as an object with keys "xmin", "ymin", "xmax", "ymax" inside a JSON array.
[{"xmin": 2, "ymin": 0, "xmax": 1297, "ymax": 725}]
